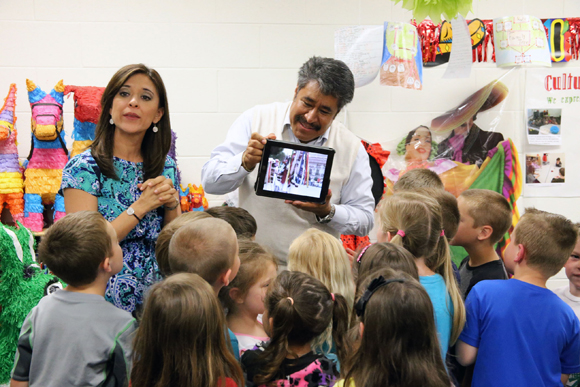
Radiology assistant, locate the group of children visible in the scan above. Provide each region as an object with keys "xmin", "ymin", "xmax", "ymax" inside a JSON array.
[{"xmin": 9, "ymin": 168, "xmax": 580, "ymax": 387}]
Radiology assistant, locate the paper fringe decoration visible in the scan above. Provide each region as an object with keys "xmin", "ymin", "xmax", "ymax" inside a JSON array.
[{"xmin": 416, "ymin": 18, "xmax": 580, "ymax": 64}]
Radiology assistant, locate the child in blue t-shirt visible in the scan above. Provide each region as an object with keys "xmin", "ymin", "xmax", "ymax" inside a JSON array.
[
  {"xmin": 457, "ymin": 208, "xmax": 580, "ymax": 387},
  {"xmin": 377, "ymin": 192, "xmax": 466, "ymax": 362}
]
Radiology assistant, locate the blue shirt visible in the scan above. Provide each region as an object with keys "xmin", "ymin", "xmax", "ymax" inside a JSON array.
[
  {"xmin": 420, "ymin": 274, "xmax": 453, "ymax": 362},
  {"xmin": 460, "ymin": 279, "xmax": 580, "ymax": 387}
]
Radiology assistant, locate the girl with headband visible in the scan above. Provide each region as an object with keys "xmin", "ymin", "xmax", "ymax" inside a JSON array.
[{"xmin": 337, "ymin": 268, "xmax": 450, "ymax": 387}]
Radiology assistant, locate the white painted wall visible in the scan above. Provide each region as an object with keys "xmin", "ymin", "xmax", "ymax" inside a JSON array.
[{"xmin": 1, "ymin": 0, "xmax": 578, "ymax": 286}]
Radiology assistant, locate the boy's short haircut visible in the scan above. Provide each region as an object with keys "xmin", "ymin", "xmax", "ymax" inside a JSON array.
[
  {"xmin": 38, "ymin": 211, "xmax": 111, "ymax": 287},
  {"xmin": 460, "ymin": 189, "xmax": 512, "ymax": 244},
  {"xmin": 394, "ymin": 168, "xmax": 444, "ymax": 192},
  {"xmin": 515, "ymin": 208, "xmax": 579, "ymax": 277},
  {"xmin": 156, "ymin": 211, "xmax": 212, "ymax": 277},
  {"xmin": 168, "ymin": 218, "xmax": 238, "ymax": 285},
  {"xmin": 416, "ymin": 188, "xmax": 459, "ymax": 240},
  {"xmin": 205, "ymin": 206, "xmax": 257, "ymax": 239}
]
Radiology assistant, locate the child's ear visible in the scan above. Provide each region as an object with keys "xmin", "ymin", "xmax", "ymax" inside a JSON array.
[
  {"xmin": 100, "ymin": 257, "xmax": 112, "ymax": 273},
  {"xmin": 229, "ymin": 287, "xmax": 244, "ymax": 304},
  {"xmin": 514, "ymin": 243, "xmax": 526, "ymax": 264},
  {"xmin": 477, "ymin": 225, "xmax": 493, "ymax": 241},
  {"xmin": 359, "ymin": 322, "xmax": 364, "ymax": 337},
  {"xmin": 386, "ymin": 231, "xmax": 393, "ymax": 242},
  {"xmin": 220, "ymin": 268, "xmax": 233, "ymax": 287}
]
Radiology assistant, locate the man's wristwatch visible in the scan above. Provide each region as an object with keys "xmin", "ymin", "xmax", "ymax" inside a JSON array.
[
  {"xmin": 316, "ymin": 204, "xmax": 335, "ymax": 224},
  {"xmin": 127, "ymin": 207, "xmax": 142, "ymax": 222}
]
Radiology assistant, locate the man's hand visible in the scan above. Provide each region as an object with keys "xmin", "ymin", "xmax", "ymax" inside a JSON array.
[
  {"xmin": 242, "ymin": 132, "xmax": 276, "ymax": 171},
  {"xmin": 285, "ymin": 189, "xmax": 332, "ymax": 217}
]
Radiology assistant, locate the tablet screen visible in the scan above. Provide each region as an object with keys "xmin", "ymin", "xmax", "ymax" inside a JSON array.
[{"xmin": 255, "ymin": 140, "xmax": 335, "ymax": 203}]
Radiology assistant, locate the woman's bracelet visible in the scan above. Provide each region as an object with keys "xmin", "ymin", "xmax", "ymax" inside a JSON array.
[{"xmin": 164, "ymin": 196, "xmax": 180, "ymax": 211}]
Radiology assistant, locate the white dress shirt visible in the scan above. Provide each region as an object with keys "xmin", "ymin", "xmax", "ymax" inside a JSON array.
[{"xmin": 201, "ymin": 106, "xmax": 375, "ymax": 236}]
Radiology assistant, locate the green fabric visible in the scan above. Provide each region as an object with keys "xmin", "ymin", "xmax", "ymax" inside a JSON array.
[{"xmin": 450, "ymin": 245, "xmax": 468, "ymax": 267}]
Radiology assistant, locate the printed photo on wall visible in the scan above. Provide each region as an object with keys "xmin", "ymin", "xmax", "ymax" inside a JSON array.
[
  {"xmin": 525, "ymin": 153, "xmax": 566, "ymax": 185},
  {"xmin": 526, "ymin": 108, "xmax": 562, "ymax": 145}
]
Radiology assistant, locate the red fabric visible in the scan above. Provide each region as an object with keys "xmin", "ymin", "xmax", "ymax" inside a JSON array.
[
  {"xmin": 219, "ymin": 377, "xmax": 238, "ymax": 387},
  {"xmin": 362, "ymin": 141, "xmax": 390, "ymax": 169},
  {"xmin": 341, "ymin": 234, "xmax": 370, "ymax": 252}
]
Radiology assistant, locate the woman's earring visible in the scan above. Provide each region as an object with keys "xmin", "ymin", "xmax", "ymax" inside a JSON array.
[
  {"xmin": 109, "ymin": 117, "xmax": 114, "ymax": 125},
  {"xmin": 152, "ymin": 125, "xmax": 158, "ymax": 133}
]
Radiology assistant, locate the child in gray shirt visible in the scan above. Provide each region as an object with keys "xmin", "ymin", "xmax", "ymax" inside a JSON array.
[{"xmin": 11, "ymin": 211, "xmax": 136, "ymax": 387}]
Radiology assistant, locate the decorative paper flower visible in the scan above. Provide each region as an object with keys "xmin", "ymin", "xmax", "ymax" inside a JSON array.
[{"xmin": 391, "ymin": 0, "xmax": 473, "ymax": 24}]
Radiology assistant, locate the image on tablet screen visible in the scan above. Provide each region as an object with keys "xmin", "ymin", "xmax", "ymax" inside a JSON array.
[{"xmin": 262, "ymin": 146, "xmax": 328, "ymax": 198}]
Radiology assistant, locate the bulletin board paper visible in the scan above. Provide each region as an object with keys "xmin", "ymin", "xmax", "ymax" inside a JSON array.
[
  {"xmin": 334, "ymin": 25, "xmax": 384, "ymax": 88},
  {"xmin": 524, "ymin": 69, "xmax": 580, "ymax": 197}
]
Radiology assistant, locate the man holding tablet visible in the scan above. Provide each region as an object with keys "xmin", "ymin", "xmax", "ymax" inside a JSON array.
[{"xmin": 202, "ymin": 57, "xmax": 375, "ymax": 263}]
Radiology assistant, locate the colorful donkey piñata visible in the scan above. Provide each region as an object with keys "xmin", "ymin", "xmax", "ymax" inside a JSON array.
[
  {"xmin": 0, "ymin": 84, "xmax": 24, "ymax": 224},
  {"xmin": 64, "ymin": 85, "xmax": 105, "ymax": 158},
  {"xmin": 22, "ymin": 79, "xmax": 68, "ymax": 231},
  {"xmin": 0, "ymin": 222, "xmax": 63, "ymax": 383}
]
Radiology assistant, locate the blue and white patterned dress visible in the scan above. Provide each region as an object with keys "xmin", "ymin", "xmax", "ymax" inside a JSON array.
[{"xmin": 60, "ymin": 150, "xmax": 177, "ymax": 313}]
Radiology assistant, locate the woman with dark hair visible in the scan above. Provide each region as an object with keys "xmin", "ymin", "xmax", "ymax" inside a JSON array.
[{"xmin": 60, "ymin": 64, "xmax": 180, "ymax": 312}]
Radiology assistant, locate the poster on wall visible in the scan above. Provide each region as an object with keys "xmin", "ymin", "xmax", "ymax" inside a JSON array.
[
  {"xmin": 524, "ymin": 69, "xmax": 580, "ymax": 197},
  {"xmin": 379, "ymin": 22, "xmax": 423, "ymax": 90},
  {"xmin": 493, "ymin": 15, "xmax": 551, "ymax": 67},
  {"xmin": 334, "ymin": 25, "xmax": 383, "ymax": 88}
]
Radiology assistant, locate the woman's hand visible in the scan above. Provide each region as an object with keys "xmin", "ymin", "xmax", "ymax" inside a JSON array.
[{"xmin": 137, "ymin": 176, "xmax": 178, "ymax": 212}]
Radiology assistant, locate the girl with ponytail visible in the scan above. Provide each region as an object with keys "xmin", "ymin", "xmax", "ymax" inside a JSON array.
[
  {"xmin": 241, "ymin": 271, "xmax": 350, "ymax": 387},
  {"xmin": 377, "ymin": 192, "xmax": 465, "ymax": 362}
]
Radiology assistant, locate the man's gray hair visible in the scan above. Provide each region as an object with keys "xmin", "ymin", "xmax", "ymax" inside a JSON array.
[{"xmin": 297, "ymin": 57, "xmax": 355, "ymax": 112}]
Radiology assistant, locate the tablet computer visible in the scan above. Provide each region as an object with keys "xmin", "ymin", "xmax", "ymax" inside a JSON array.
[{"xmin": 254, "ymin": 139, "xmax": 335, "ymax": 203}]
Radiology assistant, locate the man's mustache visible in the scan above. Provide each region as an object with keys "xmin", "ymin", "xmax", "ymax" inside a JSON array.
[{"xmin": 296, "ymin": 115, "xmax": 321, "ymax": 131}]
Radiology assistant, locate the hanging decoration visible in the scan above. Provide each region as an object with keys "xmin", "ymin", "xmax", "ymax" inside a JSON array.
[
  {"xmin": 380, "ymin": 22, "xmax": 423, "ymax": 90},
  {"xmin": 390, "ymin": 0, "xmax": 473, "ymax": 24},
  {"xmin": 493, "ymin": 16, "xmax": 551, "ymax": 67},
  {"xmin": 416, "ymin": 18, "xmax": 580, "ymax": 65}
]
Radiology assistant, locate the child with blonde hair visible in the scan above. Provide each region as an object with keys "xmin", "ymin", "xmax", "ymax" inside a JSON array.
[
  {"xmin": 377, "ymin": 192, "xmax": 465, "ymax": 362},
  {"xmin": 242, "ymin": 271, "xmax": 350, "ymax": 387},
  {"xmin": 131, "ymin": 273, "xmax": 244, "ymax": 387},
  {"xmin": 219, "ymin": 240, "xmax": 278, "ymax": 357},
  {"xmin": 288, "ymin": 228, "xmax": 355, "ymax": 360},
  {"xmin": 338, "ymin": 268, "xmax": 450, "ymax": 387}
]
